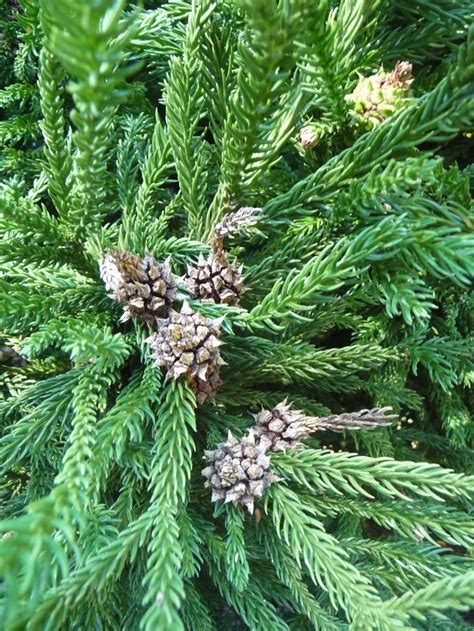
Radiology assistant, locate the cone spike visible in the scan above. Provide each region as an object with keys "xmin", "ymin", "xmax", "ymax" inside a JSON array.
[{"xmin": 181, "ymin": 301, "xmax": 194, "ymax": 316}]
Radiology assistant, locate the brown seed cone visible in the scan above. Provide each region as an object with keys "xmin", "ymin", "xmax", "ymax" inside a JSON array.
[
  {"xmin": 253, "ymin": 401, "xmax": 396, "ymax": 452},
  {"xmin": 184, "ymin": 251, "xmax": 244, "ymax": 306},
  {"xmin": 99, "ymin": 251, "xmax": 177, "ymax": 323},
  {"xmin": 202, "ymin": 429, "xmax": 278, "ymax": 514},
  {"xmin": 146, "ymin": 302, "xmax": 224, "ymax": 404},
  {"xmin": 253, "ymin": 401, "xmax": 311, "ymax": 452}
]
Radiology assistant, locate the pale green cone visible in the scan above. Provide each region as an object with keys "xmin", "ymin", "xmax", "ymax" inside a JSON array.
[{"xmin": 346, "ymin": 61, "xmax": 414, "ymax": 130}]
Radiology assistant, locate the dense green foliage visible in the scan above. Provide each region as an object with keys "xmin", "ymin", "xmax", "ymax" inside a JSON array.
[{"xmin": 0, "ymin": 1, "xmax": 473, "ymax": 629}]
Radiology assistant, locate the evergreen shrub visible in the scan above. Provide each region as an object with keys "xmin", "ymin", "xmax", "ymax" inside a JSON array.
[{"xmin": 0, "ymin": 1, "xmax": 473, "ymax": 629}]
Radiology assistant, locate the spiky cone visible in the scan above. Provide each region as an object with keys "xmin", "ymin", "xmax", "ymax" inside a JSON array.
[
  {"xmin": 146, "ymin": 302, "xmax": 224, "ymax": 404},
  {"xmin": 99, "ymin": 251, "xmax": 177, "ymax": 324},
  {"xmin": 345, "ymin": 61, "xmax": 414, "ymax": 130},
  {"xmin": 253, "ymin": 401, "xmax": 396, "ymax": 452},
  {"xmin": 184, "ymin": 250, "xmax": 244, "ymax": 306},
  {"xmin": 202, "ymin": 430, "xmax": 278, "ymax": 514}
]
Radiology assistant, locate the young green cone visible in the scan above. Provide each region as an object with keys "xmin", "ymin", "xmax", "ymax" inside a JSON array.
[{"xmin": 346, "ymin": 61, "xmax": 414, "ymax": 129}]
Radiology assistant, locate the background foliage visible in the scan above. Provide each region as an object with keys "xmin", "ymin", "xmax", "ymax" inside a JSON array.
[{"xmin": 0, "ymin": 1, "xmax": 473, "ymax": 629}]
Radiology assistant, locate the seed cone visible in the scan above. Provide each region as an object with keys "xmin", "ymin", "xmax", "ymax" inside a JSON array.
[
  {"xmin": 184, "ymin": 250, "xmax": 244, "ymax": 306},
  {"xmin": 202, "ymin": 430, "xmax": 278, "ymax": 514},
  {"xmin": 253, "ymin": 401, "xmax": 396, "ymax": 452},
  {"xmin": 345, "ymin": 61, "xmax": 413, "ymax": 130},
  {"xmin": 185, "ymin": 207, "xmax": 261, "ymax": 306},
  {"xmin": 252, "ymin": 401, "xmax": 310, "ymax": 452},
  {"xmin": 146, "ymin": 302, "xmax": 224, "ymax": 404},
  {"xmin": 99, "ymin": 251, "xmax": 177, "ymax": 323}
]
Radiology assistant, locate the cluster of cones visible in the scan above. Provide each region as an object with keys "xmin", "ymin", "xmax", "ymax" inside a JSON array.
[
  {"xmin": 202, "ymin": 402, "xmax": 396, "ymax": 513},
  {"xmin": 99, "ymin": 207, "xmax": 261, "ymax": 403}
]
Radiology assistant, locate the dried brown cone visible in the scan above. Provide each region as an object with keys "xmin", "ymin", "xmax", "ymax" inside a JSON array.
[
  {"xmin": 253, "ymin": 401, "xmax": 396, "ymax": 452},
  {"xmin": 146, "ymin": 302, "xmax": 224, "ymax": 404},
  {"xmin": 202, "ymin": 429, "xmax": 278, "ymax": 514},
  {"xmin": 99, "ymin": 251, "xmax": 177, "ymax": 323},
  {"xmin": 184, "ymin": 250, "xmax": 244, "ymax": 306},
  {"xmin": 252, "ymin": 401, "xmax": 313, "ymax": 452},
  {"xmin": 185, "ymin": 207, "xmax": 261, "ymax": 306}
]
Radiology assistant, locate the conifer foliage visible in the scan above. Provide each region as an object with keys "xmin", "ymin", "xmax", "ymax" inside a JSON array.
[{"xmin": 1, "ymin": 1, "xmax": 474, "ymax": 629}]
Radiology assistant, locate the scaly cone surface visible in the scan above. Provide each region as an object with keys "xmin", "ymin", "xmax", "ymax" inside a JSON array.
[
  {"xmin": 253, "ymin": 401, "xmax": 396, "ymax": 452},
  {"xmin": 99, "ymin": 251, "xmax": 177, "ymax": 323},
  {"xmin": 345, "ymin": 61, "xmax": 414, "ymax": 129},
  {"xmin": 184, "ymin": 250, "xmax": 244, "ymax": 306},
  {"xmin": 202, "ymin": 429, "xmax": 278, "ymax": 514},
  {"xmin": 146, "ymin": 302, "xmax": 224, "ymax": 404}
]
